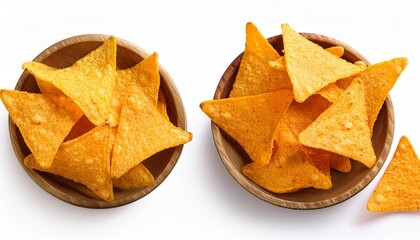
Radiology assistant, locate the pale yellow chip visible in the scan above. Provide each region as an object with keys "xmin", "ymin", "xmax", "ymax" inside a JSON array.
[
  {"xmin": 229, "ymin": 22, "xmax": 291, "ymax": 98},
  {"xmin": 282, "ymin": 23, "xmax": 362, "ymax": 103},
  {"xmin": 201, "ymin": 90, "xmax": 293, "ymax": 164},
  {"xmin": 24, "ymin": 125, "xmax": 114, "ymax": 201},
  {"xmin": 109, "ymin": 52, "xmax": 160, "ymax": 126},
  {"xmin": 111, "ymin": 83, "xmax": 192, "ymax": 178},
  {"xmin": 22, "ymin": 36, "xmax": 117, "ymax": 126},
  {"xmin": 113, "ymin": 163, "xmax": 154, "ymax": 189},
  {"xmin": 298, "ymin": 79, "xmax": 376, "ymax": 168},
  {"xmin": 337, "ymin": 57, "xmax": 408, "ymax": 132},
  {"xmin": 367, "ymin": 136, "xmax": 420, "ymax": 212},
  {"xmin": 242, "ymin": 121, "xmax": 332, "ymax": 193},
  {"xmin": 1, "ymin": 90, "xmax": 83, "ymax": 168}
]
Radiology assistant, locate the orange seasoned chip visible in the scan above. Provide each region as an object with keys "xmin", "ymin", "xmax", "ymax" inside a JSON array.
[
  {"xmin": 282, "ymin": 23, "xmax": 362, "ymax": 103},
  {"xmin": 64, "ymin": 115, "xmax": 96, "ymax": 142},
  {"xmin": 201, "ymin": 90, "xmax": 293, "ymax": 164},
  {"xmin": 316, "ymin": 83, "xmax": 343, "ymax": 103},
  {"xmin": 1, "ymin": 90, "xmax": 83, "ymax": 168},
  {"xmin": 329, "ymin": 153, "xmax": 351, "ymax": 173},
  {"xmin": 337, "ymin": 57, "xmax": 408, "ymax": 132},
  {"xmin": 24, "ymin": 125, "xmax": 114, "ymax": 201},
  {"xmin": 113, "ymin": 163, "xmax": 154, "ymax": 189},
  {"xmin": 22, "ymin": 36, "xmax": 117, "ymax": 126},
  {"xmin": 242, "ymin": 121, "xmax": 332, "ymax": 193},
  {"xmin": 109, "ymin": 52, "xmax": 160, "ymax": 126},
  {"xmin": 111, "ymin": 83, "xmax": 192, "ymax": 178},
  {"xmin": 229, "ymin": 22, "xmax": 291, "ymax": 98},
  {"xmin": 298, "ymin": 79, "xmax": 376, "ymax": 168},
  {"xmin": 269, "ymin": 46, "xmax": 345, "ymax": 71},
  {"xmin": 367, "ymin": 136, "xmax": 420, "ymax": 212}
]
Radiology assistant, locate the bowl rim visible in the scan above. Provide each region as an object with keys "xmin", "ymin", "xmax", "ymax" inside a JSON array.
[
  {"xmin": 9, "ymin": 34, "xmax": 187, "ymax": 208},
  {"xmin": 211, "ymin": 32, "xmax": 395, "ymax": 209}
]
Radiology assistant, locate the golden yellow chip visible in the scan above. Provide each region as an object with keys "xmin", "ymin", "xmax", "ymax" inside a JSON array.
[
  {"xmin": 109, "ymin": 52, "xmax": 160, "ymax": 126},
  {"xmin": 337, "ymin": 57, "xmax": 408, "ymax": 132},
  {"xmin": 22, "ymin": 36, "xmax": 117, "ymax": 126},
  {"xmin": 298, "ymin": 79, "xmax": 376, "ymax": 168},
  {"xmin": 157, "ymin": 89, "xmax": 169, "ymax": 120},
  {"xmin": 316, "ymin": 83, "xmax": 344, "ymax": 103},
  {"xmin": 1, "ymin": 90, "xmax": 83, "ymax": 168},
  {"xmin": 201, "ymin": 89, "xmax": 293, "ymax": 164},
  {"xmin": 111, "ymin": 83, "xmax": 192, "ymax": 178},
  {"xmin": 242, "ymin": 121, "xmax": 332, "ymax": 193},
  {"xmin": 24, "ymin": 124, "xmax": 114, "ymax": 201},
  {"xmin": 113, "ymin": 163, "xmax": 154, "ymax": 189},
  {"xmin": 282, "ymin": 23, "xmax": 362, "ymax": 103},
  {"xmin": 229, "ymin": 22, "xmax": 291, "ymax": 98},
  {"xmin": 367, "ymin": 136, "xmax": 420, "ymax": 212},
  {"xmin": 269, "ymin": 46, "xmax": 345, "ymax": 71}
]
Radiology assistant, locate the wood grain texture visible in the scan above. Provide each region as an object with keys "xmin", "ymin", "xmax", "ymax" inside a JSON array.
[
  {"xmin": 9, "ymin": 34, "xmax": 187, "ymax": 208},
  {"xmin": 212, "ymin": 33, "xmax": 394, "ymax": 209}
]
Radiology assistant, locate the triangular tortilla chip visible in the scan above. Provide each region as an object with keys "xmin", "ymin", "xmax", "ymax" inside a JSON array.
[
  {"xmin": 22, "ymin": 36, "xmax": 117, "ymax": 126},
  {"xmin": 24, "ymin": 125, "xmax": 114, "ymax": 201},
  {"xmin": 111, "ymin": 83, "xmax": 192, "ymax": 178},
  {"xmin": 282, "ymin": 23, "xmax": 362, "ymax": 103},
  {"xmin": 1, "ymin": 90, "xmax": 83, "ymax": 168},
  {"xmin": 298, "ymin": 79, "xmax": 376, "ymax": 168},
  {"xmin": 113, "ymin": 163, "xmax": 154, "ymax": 189},
  {"xmin": 109, "ymin": 52, "xmax": 160, "ymax": 126},
  {"xmin": 316, "ymin": 83, "xmax": 343, "ymax": 103},
  {"xmin": 270, "ymin": 46, "xmax": 345, "ymax": 71},
  {"xmin": 201, "ymin": 90, "xmax": 293, "ymax": 164},
  {"xmin": 367, "ymin": 136, "xmax": 420, "ymax": 212},
  {"xmin": 242, "ymin": 121, "xmax": 331, "ymax": 193},
  {"xmin": 229, "ymin": 22, "xmax": 291, "ymax": 97},
  {"xmin": 336, "ymin": 57, "xmax": 408, "ymax": 132}
]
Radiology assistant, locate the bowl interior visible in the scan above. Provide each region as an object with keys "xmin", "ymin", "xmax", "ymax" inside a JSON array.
[
  {"xmin": 9, "ymin": 34, "xmax": 186, "ymax": 208},
  {"xmin": 212, "ymin": 33, "xmax": 394, "ymax": 209}
]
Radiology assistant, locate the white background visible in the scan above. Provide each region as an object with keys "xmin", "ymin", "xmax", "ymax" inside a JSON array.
[{"xmin": 0, "ymin": 0, "xmax": 419, "ymax": 239}]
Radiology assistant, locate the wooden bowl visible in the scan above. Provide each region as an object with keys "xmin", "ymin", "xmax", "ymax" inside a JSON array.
[
  {"xmin": 212, "ymin": 33, "xmax": 394, "ymax": 209},
  {"xmin": 9, "ymin": 34, "xmax": 187, "ymax": 208}
]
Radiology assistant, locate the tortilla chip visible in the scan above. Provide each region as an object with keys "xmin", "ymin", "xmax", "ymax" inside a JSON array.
[
  {"xmin": 24, "ymin": 125, "xmax": 114, "ymax": 201},
  {"xmin": 281, "ymin": 23, "xmax": 362, "ymax": 103},
  {"xmin": 22, "ymin": 36, "xmax": 117, "ymax": 126},
  {"xmin": 157, "ymin": 89, "xmax": 169, "ymax": 120},
  {"xmin": 316, "ymin": 83, "xmax": 344, "ymax": 103},
  {"xmin": 329, "ymin": 153, "xmax": 351, "ymax": 173},
  {"xmin": 269, "ymin": 46, "xmax": 345, "ymax": 71},
  {"xmin": 336, "ymin": 57, "xmax": 408, "ymax": 132},
  {"xmin": 298, "ymin": 79, "xmax": 376, "ymax": 168},
  {"xmin": 242, "ymin": 121, "xmax": 332, "ymax": 193},
  {"xmin": 229, "ymin": 22, "xmax": 291, "ymax": 98},
  {"xmin": 113, "ymin": 163, "xmax": 154, "ymax": 189},
  {"xmin": 1, "ymin": 90, "xmax": 83, "ymax": 168},
  {"xmin": 201, "ymin": 90, "xmax": 293, "ymax": 164},
  {"xmin": 111, "ymin": 83, "xmax": 192, "ymax": 178},
  {"xmin": 109, "ymin": 52, "xmax": 160, "ymax": 126},
  {"xmin": 64, "ymin": 115, "xmax": 96, "ymax": 141},
  {"xmin": 367, "ymin": 136, "xmax": 420, "ymax": 212}
]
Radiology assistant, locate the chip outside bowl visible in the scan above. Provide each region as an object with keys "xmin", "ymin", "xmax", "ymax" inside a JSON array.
[
  {"xmin": 9, "ymin": 34, "xmax": 187, "ymax": 208},
  {"xmin": 212, "ymin": 33, "xmax": 394, "ymax": 209}
]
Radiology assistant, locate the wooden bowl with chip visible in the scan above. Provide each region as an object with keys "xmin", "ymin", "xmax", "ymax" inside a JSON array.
[
  {"xmin": 9, "ymin": 34, "xmax": 187, "ymax": 208},
  {"xmin": 212, "ymin": 33, "xmax": 394, "ymax": 209}
]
